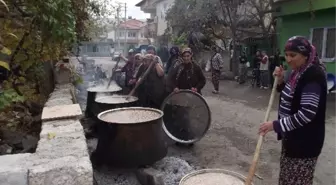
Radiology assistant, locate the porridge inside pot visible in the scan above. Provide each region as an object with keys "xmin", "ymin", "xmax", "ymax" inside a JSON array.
[
  {"xmin": 87, "ymin": 84, "xmax": 121, "ymax": 93},
  {"xmin": 95, "ymin": 95, "xmax": 138, "ymax": 104},
  {"xmin": 99, "ymin": 108, "xmax": 162, "ymax": 124},
  {"xmin": 182, "ymin": 172, "xmax": 244, "ymax": 185}
]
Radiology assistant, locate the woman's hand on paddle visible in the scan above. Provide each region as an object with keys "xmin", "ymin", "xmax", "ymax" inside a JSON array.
[
  {"xmin": 173, "ymin": 88, "xmax": 179, "ymax": 93},
  {"xmin": 129, "ymin": 79, "xmax": 136, "ymax": 85},
  {"xmin": 191, "ymin": 87, "xmax": 197, "ymax": 92},
  {"xmin": 273, "ymin": 65, "xmax": 284, "ymax": 84},
  {"xmin": 259, "ymin": 121, "xmax": 274, "ymax": 136}
]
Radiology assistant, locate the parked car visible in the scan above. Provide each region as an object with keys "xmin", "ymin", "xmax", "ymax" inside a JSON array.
[{"xmin": 112, "ymin": 51, "xmax": 122, "ymax": 61}]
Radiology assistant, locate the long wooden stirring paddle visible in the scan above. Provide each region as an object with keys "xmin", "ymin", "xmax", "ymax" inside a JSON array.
[
  {"xmin": 107, "ymin": 57, "xmax": 121, "ymax": 89},
  {"xmin": 128, "ymin": 60, "xmax": 156, "ymax": 97},
  {"xmin": 245, "ymin": 76, "xmax": 279, "ymax": 185}
]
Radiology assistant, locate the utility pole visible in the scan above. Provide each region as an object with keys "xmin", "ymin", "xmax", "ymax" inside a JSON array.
[
  {"xmin": 116, "ymin": 6, "xmax": 121, "ymax": 51},
  {"xmin": 124, "ymin": 3, "xmax": 127, "ymax": 54}
]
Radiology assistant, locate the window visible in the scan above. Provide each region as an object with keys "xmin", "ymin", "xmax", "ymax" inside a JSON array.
[
  {"xmin": 119, "ymin": 31, "xmax": 124, "ymax": 37},
  {"xmin": 128, "ymin": 32, "xmax": 136, "ymax": 38},
  {"xmin": 141, "ymin": 33, "xmax": 144, "ymax": 38},
  {"xmin": 310, "ymin": 27, "xmax": 335, "ymax": 61}
]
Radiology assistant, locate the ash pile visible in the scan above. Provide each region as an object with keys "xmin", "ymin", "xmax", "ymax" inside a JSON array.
[
  {"xmin": 87, "ymin": 139, "xmax": 193, "ymax": 185},
  {"xmin": 92, "ymin": 156, "xmax": 194, "ymax": 185}
]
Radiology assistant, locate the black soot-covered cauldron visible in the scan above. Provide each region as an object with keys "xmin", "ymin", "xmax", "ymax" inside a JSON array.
[
  {"xmin": 85, "ymin": 85, "xmax": 122, "ymax": 118},
  {"xmin": 91, "ymin": 107, "xmax": 168, "ymax": 168}
]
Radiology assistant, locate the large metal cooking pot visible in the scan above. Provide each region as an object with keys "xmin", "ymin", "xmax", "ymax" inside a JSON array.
[
  {"xmin": 85, "ymin": 84, "xmax": 122, "ymax": 118},
  {"xmin": 91, "ymin": 107, "xmax": 168, "ymax": 168},
  {"xmin": 93, "ymin": 95, "xmax": 138, "ymax": 117}
]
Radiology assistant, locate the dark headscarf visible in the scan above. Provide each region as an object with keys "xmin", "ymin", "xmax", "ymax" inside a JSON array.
[
  {"xmin": 146, "ymin": 45, "xmax": 156, "ymax": 54},
  {"xmin": 169, "ymin": 46, "xmax": 180, "ymax": 56},
  {"xmin": 284, "ymin": 36, "xmax": 326, "ymax": 92}
]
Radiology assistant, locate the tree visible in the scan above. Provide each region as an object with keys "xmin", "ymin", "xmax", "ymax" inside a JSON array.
[
  {"xmin": 0, "ymin": 0, "xmax": 112, "ymax": 131},
  {"xmin": 166, "ymin": 0, "xmax": 274, "ymax": 75}
]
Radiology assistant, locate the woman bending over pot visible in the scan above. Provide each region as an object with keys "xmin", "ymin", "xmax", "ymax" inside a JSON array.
[
  {"xmin": 259, "ymin": 36, "xmax": 327, "ymax": 185},
  {"xmin": 135, "ymin": 54, "xmax": 165, "ymax": 109},
  {"xmin": 168, "ymin": 48, "xmax": 206, "ymax": 95}
]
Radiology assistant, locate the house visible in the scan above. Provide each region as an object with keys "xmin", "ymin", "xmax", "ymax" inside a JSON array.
[
  {"xmin": 273, "ymin": 0, "xmax": 335, "ymax": 74},
  {"xmin": 104, "ymin": 18, "xmax": 152, "ymax": 55},
  {"xmin": 136, "ymin": 0, "xmax": 175, "ymax": 44}
]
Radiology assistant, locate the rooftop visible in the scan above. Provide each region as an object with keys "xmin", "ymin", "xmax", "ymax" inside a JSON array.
[{"xmin": 119, "ymin": 19, "xmax": 146, "ymax": 30}]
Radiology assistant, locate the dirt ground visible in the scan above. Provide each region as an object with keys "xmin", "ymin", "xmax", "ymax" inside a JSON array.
[
  {"xmin": 78, "ymin": 58, "xmax": 335, "ymax": 184},
  {"xmin": 168, "ymin": 74, "xmax": 336, "ymax": 185}
]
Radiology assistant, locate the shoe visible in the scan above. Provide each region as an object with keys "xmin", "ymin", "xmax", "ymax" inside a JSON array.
[
  {"xmin": 212, "ymin": 90, "xmax": 219, "ymax": 94},
  {"xmin": 260, "ymin": 86, "xmax": 264, "ymax": 89},
  {"xmin": 264, "ymin": 86, "xmax": 269, "ymax": 90}
]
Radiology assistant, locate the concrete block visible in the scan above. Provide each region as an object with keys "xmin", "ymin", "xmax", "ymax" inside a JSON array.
[
  {"xmin": 55, "ymin": 84, "xmax": 73, "ymax": 90},
  {"xmin": 48, "ymin": 94, "xmax": 73, "ymax": 101},
  {"xmin": 41, "ymin": 104, "xmax": 82, "ymax": 121},
  {"xmin": 0, "ymin": 154, "xmax": 32, "ymax": 173},
  {"xmin": 36, "ymin": 132, "xmax": 88, "ymax": 159},
  {"xmin": 0, "ymin": 168, "xmax": 28, "ymax": 185},
  {"xmin": 42, "ymin": 119, "xmax": 79, "ymax": 127},
  {"xmin": 44, "ymin": 98, "xmax": 73, "ymax": 107},
  {"xmin": 28, "ymin": 156, "xmax": 93, "ymax": 185},
  {"xmin": 40, "ymin": 120, "xmax": 84, "ymax": 138},
  {"xmin": 135, "ymin": 167, "xmax": 164, "ymax": 185}
]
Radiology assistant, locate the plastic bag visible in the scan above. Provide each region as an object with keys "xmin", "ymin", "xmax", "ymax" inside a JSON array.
[{"xmin": 205, "ymin": 60, "xmax": 211, "ymax": 72}]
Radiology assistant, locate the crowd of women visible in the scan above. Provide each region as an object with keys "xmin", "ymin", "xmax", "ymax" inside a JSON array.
[
  {"xmin": 118, "ymin": 36, "xmax": 328, "ymax": 185},
  {"xmin": 119, "ymin": 45, "xmax": 206, "ymax": 110}
]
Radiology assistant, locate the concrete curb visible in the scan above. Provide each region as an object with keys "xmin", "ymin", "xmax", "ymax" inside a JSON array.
[{"xmin": 0, "ymin": 83, "xmax": 93, "ymax": 185}]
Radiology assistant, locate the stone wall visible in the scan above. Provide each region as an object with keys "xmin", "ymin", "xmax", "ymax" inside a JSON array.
[{"xmin": 0, "ymin": 83, "xmax": 93, "ymax": 185}]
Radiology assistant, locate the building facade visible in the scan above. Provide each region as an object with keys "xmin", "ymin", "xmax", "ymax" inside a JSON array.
[
  {"xmin": 273, "ymin": 0, "xmax": 335, "ymax": 74},
  {"xmin": 136, "ymin": 0, "xmax": 175, "ymax": 44},
  {"xmin": 104, "ymin": 18, "xmax": 152, "ymax": 55}
]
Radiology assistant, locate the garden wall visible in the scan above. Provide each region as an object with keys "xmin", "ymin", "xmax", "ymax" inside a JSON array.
[{"xmin": 0, "ymin": 82, "xmax": 93, "ymax": 185}]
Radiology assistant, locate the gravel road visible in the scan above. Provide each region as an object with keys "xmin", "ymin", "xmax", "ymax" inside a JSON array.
[{"xmin": 76, "ymin": 57, "xmax": 335, "ymax": 185}]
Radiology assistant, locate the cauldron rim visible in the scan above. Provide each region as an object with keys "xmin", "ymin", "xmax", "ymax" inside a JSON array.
[
  {"xmin": 86, "ymin": 85, "xmax": 122, "ymax": 93},
  {"xmin": 95, "ymin": 95, "xmax": 138, "ymax": 105},
  {"xmin": 160, "ymin": 89, "xmax": 211, "ymax": 144},
  {"xmin": 97, "ymin": 107, "xmax": 164, "ymax": 125}
]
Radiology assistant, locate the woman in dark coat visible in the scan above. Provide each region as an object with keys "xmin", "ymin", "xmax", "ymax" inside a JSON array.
[
  {"xmin": 259, "ymin": 36, "xmax": 327, "ymax": 185},
  {"xmin": 165, "ymin": 46, "xmax": 180, "ymax": 74},
  {"xmin": 169, "ymin": 48, "xmax": 206, "ymax": 95},
  {"xmin": 135, "ymin": 54, "xmax": 165, "ymax": 109}
]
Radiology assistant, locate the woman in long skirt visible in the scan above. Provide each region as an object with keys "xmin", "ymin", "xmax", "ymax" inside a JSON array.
[{"xmin": 259, "ymin": 36, "xmax": 327, "ymax": 185}]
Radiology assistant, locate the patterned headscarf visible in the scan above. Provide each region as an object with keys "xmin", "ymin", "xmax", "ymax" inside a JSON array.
[
  {"xmin": 134, "ymin": 53, "xmax": 143, "ymax": 60},
  {"xmin": 284, "ymin": 36, "xmax": 326, "ymax": 92},
  {"xmin": 181, "ymin": 47, "xmax": 192, "ymax": 55}
]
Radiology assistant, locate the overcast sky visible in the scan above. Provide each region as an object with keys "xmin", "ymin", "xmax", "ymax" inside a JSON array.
[{"xmin": 120, "ymin": 0, "xmax": 150, "ymax": 19}]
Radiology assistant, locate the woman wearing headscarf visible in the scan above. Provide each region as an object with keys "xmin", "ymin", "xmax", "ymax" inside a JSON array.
[
  {"xmin": 135, "ymin": 54, "xmax": 165, "ymax": 109},
  {"xmin": 146, "ymin": 45, "xmax": 163, "ymax": 66},
  {"xmin": 259, "ymin": 36, "xmax": 327, "ymax": 185},
  {"xmin": 120, "ymin": 49, "xmax": 135, "ymax": 93},
  {"xmin": 128, "ymin": 53, "xmax": 144, "ymax": 90},
  {"xmin": 210, "ymin": 46, "xmax": 223, "ymax": 93},
  {"xmin": 169, "ymin": 48, "xmax": 206, "ymax": 94},
  {"xmin": 165, "ymin": 46, "xmax": 180, "ymax": 74}
]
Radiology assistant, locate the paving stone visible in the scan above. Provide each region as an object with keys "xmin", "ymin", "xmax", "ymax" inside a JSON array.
[
  {"xmin": 0, "ymin": 168, "xmax": 28, "ymax": 185},
  {"xmin": 41, "ymin": 104, "xmax": 82, "ymax": 121},
  {"xmin": 29, "ymin": 156, "xmax": 93, "ymax": 185}
]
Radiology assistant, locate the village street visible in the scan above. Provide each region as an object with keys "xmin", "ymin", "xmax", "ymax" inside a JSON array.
[
  {"xmin": 168, "ymin": 77, "xmax": 336, "ymax": 185},
  {"xmin": 78, "ymin": 58, "xmax": 335, "ymax": 185}
]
